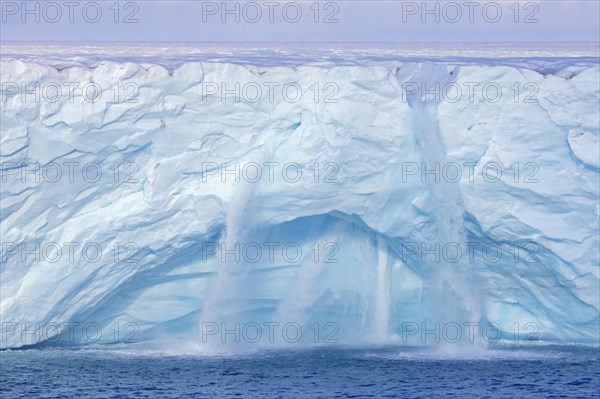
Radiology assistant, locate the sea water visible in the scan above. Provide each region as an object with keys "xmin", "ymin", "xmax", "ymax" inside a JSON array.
[{"xmin": 1, "ymin": 345, "xmax": 598, "ymax": 398}]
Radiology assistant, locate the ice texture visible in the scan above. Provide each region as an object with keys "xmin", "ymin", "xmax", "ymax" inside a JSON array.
[{"xmin": 1, "ymin": 50, "xmax": 599, "ymax": 350}]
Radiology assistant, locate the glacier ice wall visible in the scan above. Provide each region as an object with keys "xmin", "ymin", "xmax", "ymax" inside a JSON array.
[{"xmin": 0, "ymin": 58, "xmax": 599, "ymax": 350}]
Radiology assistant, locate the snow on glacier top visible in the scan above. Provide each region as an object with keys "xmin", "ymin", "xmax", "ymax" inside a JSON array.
[{"xmin": 1, "ymin": 42, "xmax": 599, "ymax": 71}]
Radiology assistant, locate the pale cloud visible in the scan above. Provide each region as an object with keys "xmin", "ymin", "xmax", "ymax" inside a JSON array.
[{"xmin": 0, "ymin": 0, "xmax": 598, "ymax": 42}]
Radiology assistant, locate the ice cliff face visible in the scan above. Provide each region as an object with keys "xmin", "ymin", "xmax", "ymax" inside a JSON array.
[{"xmin": 1, "ymin": 55, "xmax": 599, "ymax": 350}]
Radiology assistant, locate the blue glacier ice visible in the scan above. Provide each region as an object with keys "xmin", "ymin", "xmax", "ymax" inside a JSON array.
[{"xmin": 0, "ymin": 43, "xmax": 599, "ymax": 351}]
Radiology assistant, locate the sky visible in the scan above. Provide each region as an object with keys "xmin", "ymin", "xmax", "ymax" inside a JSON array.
[{"xmin": 1, "ymin": 0, "xmax": 599, "ymax": 42}]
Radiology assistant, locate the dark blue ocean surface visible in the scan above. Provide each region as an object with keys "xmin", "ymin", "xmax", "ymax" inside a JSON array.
[{"xmin": 1, "ymin": 345, "xmax": 599, "ymax": 398}]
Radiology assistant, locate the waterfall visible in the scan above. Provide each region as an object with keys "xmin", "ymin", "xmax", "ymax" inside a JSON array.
[
  {"xmin": 198, "ymin": 162, "xmax": 257, "ymax": 350},
  {"xmin": 405, "ymin": 64, "xmax": 484, "ymax": 349},
  {"xmin": 374, "ymin": 235, "xmax": 391, "ymax": 343}
]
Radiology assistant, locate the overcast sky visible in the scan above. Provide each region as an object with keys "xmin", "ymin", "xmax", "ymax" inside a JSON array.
[{"xmin": 1, "ymin": 0, "xmax": 599, "ymax": 42}]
